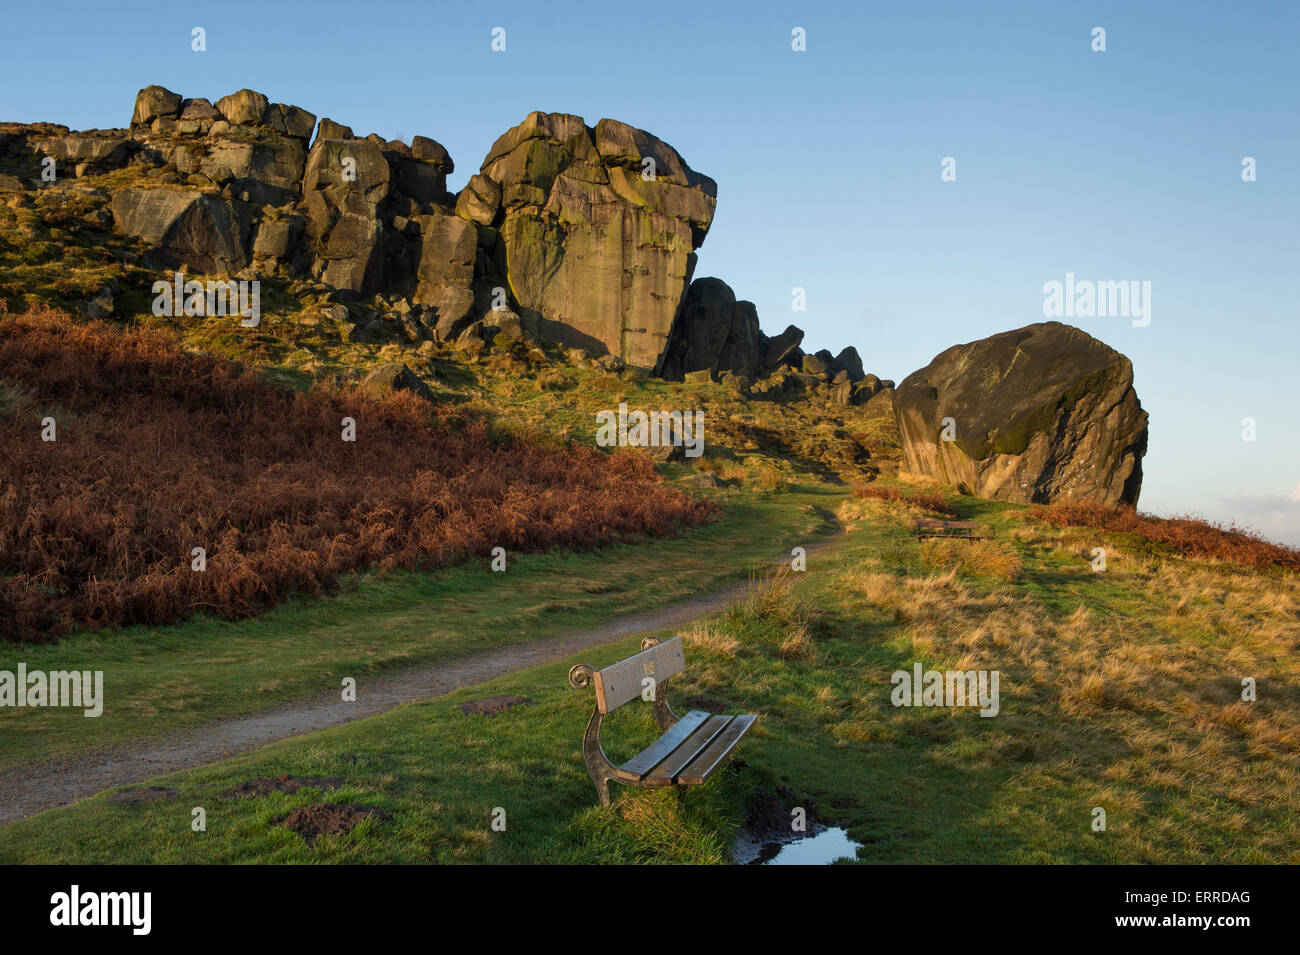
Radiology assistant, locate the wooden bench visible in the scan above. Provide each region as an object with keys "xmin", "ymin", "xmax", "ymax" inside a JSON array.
[
  {"xmin": 567, "ymin": 636, "xmax": 756, "ymax": 806},
  {"xmin": 913, "ymin": 519, "xmax": 982, "ymax": 541}
]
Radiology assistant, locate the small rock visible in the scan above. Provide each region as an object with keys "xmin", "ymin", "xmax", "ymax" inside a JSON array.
[{"xmin": 360, "ymin": 363, "xmax": 435, "ymax": 403}]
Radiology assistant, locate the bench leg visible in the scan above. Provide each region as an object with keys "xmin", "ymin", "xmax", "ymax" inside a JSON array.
[{"xmin": 581, "ymin": 706, "xmax": 640, "ymax": 807}]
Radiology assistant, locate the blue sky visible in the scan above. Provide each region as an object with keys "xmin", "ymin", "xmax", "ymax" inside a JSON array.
[{"xmin": 3, "ymin": 0, "xmax": 1297, "ymax": 542}]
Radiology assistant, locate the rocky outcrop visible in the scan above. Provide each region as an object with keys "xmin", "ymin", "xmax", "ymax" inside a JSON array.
[
  {"xmin": 762, "ymin": 325, "xmax": 804, "ymax": 370},
  {"xmin": 658, "ymin": 276, "xmax": 875, "ymax": 391},
  {"xmin": 660, "ymin": 277, "xmax": 760, "ymax": 380},
  {"xmin": 475, "ymin": 112, "xmax": 718, "ymax": 371},
  {"xmin": 893, "ymin": 321, "xmax": 1148, "ymax": 505},
  {"xmin": 5, "ymin": 85, "xmax": 892, "ymax": 389},
  {"xmin": 300, "ymin": 137, "xmax": 390, "ymax": 293},
  {"xmin": 40, "ymin": 133, "xmax": 135, "ymax": 177},
  {"xmin": 454, "ymin": 173, "xmax": 500, "ymax": 225}
]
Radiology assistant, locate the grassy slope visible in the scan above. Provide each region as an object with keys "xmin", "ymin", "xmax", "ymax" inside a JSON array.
[
  {"xmin": 5, "ymin": 178, "xmax": 1295, "ymax": 863},
  {"xmin": 0, "ymin": 486, "xmax": 838, "ymax": 770},
  {"xmin": 0, "ymin": 245, "xmax": 897, "ymax": 768},
  {"xmin": 3, "ymin": 489, "xmax": 1295, "ymax": 864}
]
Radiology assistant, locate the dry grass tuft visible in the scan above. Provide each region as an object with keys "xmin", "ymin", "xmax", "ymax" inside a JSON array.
[
  {"xmin": 855, "ymin": 483, "xmax": 953, "ymax": 515},
  {"xmin": 720, "ymin": 570, "xmax": 818, "ymax": 661},
  {"xmin": 921, "ymin": 538, "xmax": 1023, "ymax": 580}
]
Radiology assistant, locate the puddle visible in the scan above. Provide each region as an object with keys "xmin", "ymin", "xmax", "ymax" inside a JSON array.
[{"xmin": 733, "ymin": 825, "xmax": 862, "ymax": 865}]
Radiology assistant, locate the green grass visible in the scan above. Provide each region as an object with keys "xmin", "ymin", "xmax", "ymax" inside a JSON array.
[
  {"xmin": 0, "ymin": 486, "xmax": 841, "ymax": 771},
  {"xmin": 4, "ymin": 491, "xmax": 1296, "ymax": 864},
  {"xmin": 3, "ymin": 193, "xmax": 1294, "ymax": 863}
]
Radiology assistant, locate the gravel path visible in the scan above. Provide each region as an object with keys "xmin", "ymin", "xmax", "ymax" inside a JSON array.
[{"xmin": 0, "ymin": 528, "xmax": 844, "ymax": 825}]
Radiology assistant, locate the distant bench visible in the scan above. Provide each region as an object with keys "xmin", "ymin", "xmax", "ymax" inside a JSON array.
[
  {"xmin": 913, "ymin": 519, "xmax": 982, "ymax": 541},
  {"xmin": 567, "ymin": 636, "xmax": 756, "ymax": 806}
]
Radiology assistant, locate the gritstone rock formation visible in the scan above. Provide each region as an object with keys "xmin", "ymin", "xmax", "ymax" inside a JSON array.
[
  {"xmin": 480, "ymin": 112, "xmax": 718, "ymax": 372},
  {"xmin": 1, "ymin": 86, "xmax": 876, "ymax": 390},
  {"xmin": 893, "ymin": 321, "xmax": 1148, "ymax": 505}
]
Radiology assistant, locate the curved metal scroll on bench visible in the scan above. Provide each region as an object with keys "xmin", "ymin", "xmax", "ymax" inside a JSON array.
[{"xmin": 568, "ymin": 635, "xmax": 755, "ymax": 806}]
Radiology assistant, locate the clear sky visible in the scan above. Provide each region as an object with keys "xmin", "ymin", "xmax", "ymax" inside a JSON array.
[{"xmin": 3, "ymin": 0, "xmax": 1297, "ymax": 542}]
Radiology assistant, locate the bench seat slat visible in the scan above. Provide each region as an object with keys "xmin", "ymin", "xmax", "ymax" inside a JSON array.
[
  {"xmin": 676, "ymin": 714, "xmax": 756, "ymax": 785},
  {"xmin": 914, "ymin": 519, "xmax": 981, "ymax": 540},
  {"xmin": 619, "ymin": 710, "xmax": 711, "ymax": 779},
  {"xmin": 642, "ymin": 714, "xmax": 733, "ymax": 785}
]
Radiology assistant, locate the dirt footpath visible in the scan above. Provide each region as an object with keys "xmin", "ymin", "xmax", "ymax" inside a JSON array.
[{"xmin": 0, "ymin": 529, "xmax": 843, "ymax": 826}]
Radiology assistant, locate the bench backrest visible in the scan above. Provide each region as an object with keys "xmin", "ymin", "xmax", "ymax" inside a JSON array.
[{"xmin": 593, "ymin": 637, "xmax": 686, "ymax": 714}]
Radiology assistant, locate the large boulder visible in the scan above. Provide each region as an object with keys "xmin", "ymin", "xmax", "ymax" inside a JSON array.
[
  {"xmin": 410, "ymin": 135, "xmax": 453, "ymax": 172},
  {"xmin": 893, "ymin": 322, "xmax": 1148, "ymax": 505},
  {"xmin": 300, "ymin": 137, "xmax": 391, "ymax": 293},
  {"xmin": 109, "ymin": 185, "xmax": 244, "ymax": 273},
  {"xmin": 316, "ymin": 118, "xmax": 354, "ymax": 142},
  {"xmin": 251, "ymin": 214, "xmax": 301, "ymax": 261},
  {"xmin": 200, "ymin": 137, "xmax": 307, "ymax": 195},
  {"xmin": 454, "ymin": 173, "xmax": 501, "ymax": 225},
  {"xmin": 214, "ymin": 89, "xmax": 270, "ymax": 126},
  {"xmin": 481, "ymin": 111, "xmax": 717, "ymax": 370},
  {"xmin": 177, "ymin": 98, "xmax": 221, "ymax": 136},
  {"xmin": 361, "ymin": 361, "xmax": 436, "ymax": 402},
  {"xmin": 131, "ymin": 86, "xmax": 182, "ymax": 126},
  {"xmin": 719, "ymin": 300, "xmax": 762, "ymax": 380},
  {"xmin": 266, "ymin": 103, "xmax": 317, "ymax": 140},
  {"xmin": 413, "ymin": 213, "xmax": 478, "ymax": 338},
  {"xmin": 660, "ymin": 277, "xmax": 731, "ymax": 376},
  {"xmin": 835, "ymin": 346, "xmax": 865, "ymax": 381},
  {"xmin": 659, "ymin": 277, "xmax": 764, "ymax": 380},
  {"xmin": 361, "ymin": 363, "xmax": 435, "ymax": 403}
]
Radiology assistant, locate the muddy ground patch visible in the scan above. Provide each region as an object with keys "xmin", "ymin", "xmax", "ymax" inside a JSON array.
[{"xmin": 276, "ymin": 803, "xmax": 391, "ymax": 846}]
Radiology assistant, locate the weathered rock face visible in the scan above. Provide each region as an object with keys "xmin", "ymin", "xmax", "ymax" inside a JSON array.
[
  {"xmin": 763, "ymin": 324, "xmax": 804, "ymax": 370},
  {"xmin": 480, "ymin": 111, "xmax": 718, "ymax": 371},
  {"xmin": 412, "ymin": 213, "xmax": 478, "ymax": 337},
  {"xmin": 300, "ymin": 137, "xmax": 391, "ymax": 293},
  {"xmin": 454, "ymin": 173, "xmax": 500, "ymax": 226},
  {"xmin": 131, "ymin": 86, "xmax": 182, "ymax": 126},
  {"xmin": 110, "ymin": 186, "xmax": 244, "ymax": 273},
  {"xmin": 200, "ymin": 136, "xmax": 307, "ymax": 201},
  {"xmin": 894, "ymin": 321, "xmax": 1148, "ymax": 505},
  {"xmin": 8, "ymin": 85, "xmax": 893, "ymax": 389}
]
